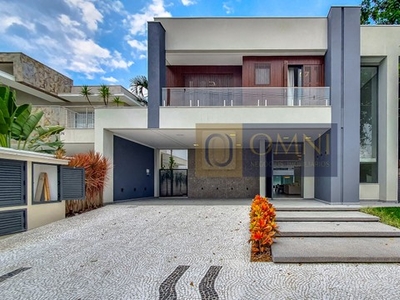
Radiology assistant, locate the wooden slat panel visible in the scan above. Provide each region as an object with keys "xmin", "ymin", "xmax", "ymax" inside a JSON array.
[
  {"xmin": 167, "ymin": 66, "xmax": 242, "ymax": 87},
  {"xmin": 243, "ymin": 56, "xmax": 325, "ymax": 87}
]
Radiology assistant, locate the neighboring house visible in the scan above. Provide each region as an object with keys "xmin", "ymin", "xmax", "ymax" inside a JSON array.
[
  {"xmin": 0, "ymin": 52, "xmax": 145, "ymax": 155},
  {"xmin": 94, "ymin": 6, "xmax": 400, "ymax": 204}
]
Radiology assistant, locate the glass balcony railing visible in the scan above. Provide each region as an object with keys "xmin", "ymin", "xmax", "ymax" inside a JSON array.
[{"xmin": 162, "ymin": 87, "xmax": 330, "ymax": 107}]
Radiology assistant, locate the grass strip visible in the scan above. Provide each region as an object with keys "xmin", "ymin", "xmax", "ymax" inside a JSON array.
[{"xmin": 360, "ymin": 207, "xmax": 400, "ymax": 229}]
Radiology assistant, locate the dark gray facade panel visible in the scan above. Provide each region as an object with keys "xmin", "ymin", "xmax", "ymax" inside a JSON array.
[
  {"xmin": 325, "ymin": 7, "xmax": 361, "ymax": 204},
  {"xmin": 113, "ymin": 136, "xmax": 155, "ymax": 200},
  {"xmin": 58, "ymin": 166, "xmax": 85, "ymax": 200},
  {"xmin": 148, "ymin": 22, "xmax": 166, "ymax": 129},
  {"xmin": 314, "ymin": 130, "xmax": 332, "ymax": 201},
  {"xmin": 0, "ymin": 159, "xmax": 26, "ymax": 207},
  {"xmin": 0, "ymin": 209, "xmax": 27, "ymax": 236},
  {"xmin": 328, "ymin": 7, "xmax": 343, "ymax": 204},
  {"xmin": 342, "ymin": 7, "xmax": 361, "ymax": 203}
]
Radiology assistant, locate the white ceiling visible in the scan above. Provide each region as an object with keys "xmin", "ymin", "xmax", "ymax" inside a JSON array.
[{"xmin": 111, "ymin": 127, "xmax": 330, "ymax": 150}]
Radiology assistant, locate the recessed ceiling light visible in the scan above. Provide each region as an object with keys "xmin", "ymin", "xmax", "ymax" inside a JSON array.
[
  {"xmin": 283, "ymin": 136, "xmax": 289, "ymax": 140},
  {"xmin": 193, "ymin": 143, "xmax": 199, "ymax": 147},
  {"xmin": 229, "ymin": 133, "xmax": 236, "ymax": 137},
  {"xmin": 236, "ymin": 143, "xmax": 242, "ymax": 147}
]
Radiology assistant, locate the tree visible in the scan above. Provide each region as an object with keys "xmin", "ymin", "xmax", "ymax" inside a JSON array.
[
  {"xmin": 80, "ymin": 85, "xmax": 93, "ymax": 107},
  {"xmin": 130, "ymin": 75, "xmax": 148, "ymax": 105},
  {"xmin": 99, "ymin": 84, "xmax": 111, "ymax": 106},
  {"xmin": 361, "ymin": 0, "xmax": 400, "ymax": 24}
]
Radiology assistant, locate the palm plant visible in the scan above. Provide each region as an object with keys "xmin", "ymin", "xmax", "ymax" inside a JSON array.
[
  {"xmin": 66, "ymin": 151, "xmax": 111, "ymax": 215},
  {"xmin": 113, "ymin": 96, "xmax": 123, "ymax": 107},
  {"xmin": 130, "ymin": 75, "xmax": 148, "ymax": 105},
  {"xmin": 99, "ymin": 84, "xmax": 111, "ymax": 106},
  {"xmin": 80, "ymin": 85, "xmax": 93, "ymax": 107}
]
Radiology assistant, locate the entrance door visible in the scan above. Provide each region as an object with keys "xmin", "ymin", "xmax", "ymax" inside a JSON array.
[{"xmin": 272, "ymin": 144, "xmax": 303, "ymax": 199}]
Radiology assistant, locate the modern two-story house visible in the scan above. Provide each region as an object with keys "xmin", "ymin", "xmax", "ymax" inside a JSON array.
[{"xmin": 94, "ymin": 6, "xmax": 400, "ymax": 205}]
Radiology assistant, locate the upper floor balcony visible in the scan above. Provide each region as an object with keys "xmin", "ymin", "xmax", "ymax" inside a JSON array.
[{"xmin": 162, "ymin": 87, "xmax": 330, "ymax": 107}]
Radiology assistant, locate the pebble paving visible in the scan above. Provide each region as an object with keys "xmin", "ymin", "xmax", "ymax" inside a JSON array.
[{"xmin": 1, "ymin": 204, "xmax": 400, "ymax": 299}]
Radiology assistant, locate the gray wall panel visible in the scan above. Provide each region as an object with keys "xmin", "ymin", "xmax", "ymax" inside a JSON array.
[
  {"xmin": 148, "ymin": 22, "xmax": 166, "ymax": 128},
  {"xmin": 113, "ymin": 136, "xmax": 155, "ymax": 200},
  {"xmin": 324, "ymin": 7, "xmax": 360, "ymax": 204},
  {"xmin": 342, "ymin": 7, "xmax": 361, "ymax": 203}
]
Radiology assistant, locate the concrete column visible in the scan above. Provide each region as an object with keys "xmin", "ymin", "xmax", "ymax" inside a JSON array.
[
  {"xmin": 324, "ymin": 6, "xmax": 361, "ymax": 204},
  {"xmin": 148, "ymin": 22, "xmax": 166, "ymax": 129},
  {"xmin": 378, "ymin": 55, "xmax": 398, "ymax": 201},
  {"xmin": 94, "ymin": 127, "xmax": 114, "ymax": 204},
  {"xmin": 259, "ymin": 140, "xmax": 266, "ymax": 197},
  {"xmin": 302, "ymin": 142, "xmax": 315, "ymax": 199},
  {"xmin": 154, "ymin": 149, "xmax": 161, "ymax": 197}
]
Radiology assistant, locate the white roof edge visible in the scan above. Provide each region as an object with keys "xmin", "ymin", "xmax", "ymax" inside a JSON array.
[{"xmin": 0, "ymin": 147, "xmax": 69, "ymax": 165}]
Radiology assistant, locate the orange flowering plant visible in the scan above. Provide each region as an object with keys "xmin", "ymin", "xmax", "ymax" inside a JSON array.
[{"xmin": 249, "ymin": 195, "xmax": 278, "ymax": 255}]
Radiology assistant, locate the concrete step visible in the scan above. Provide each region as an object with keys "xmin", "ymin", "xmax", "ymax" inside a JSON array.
[
  {"xmin": 277, "ymin": 222, "xmax": 400, "ymax": 237},
  {"xmin": 274, "ymin": 206, "xmax": 360, "ymax": 212},
  {"xmin": 276, "ymin": 211, "xmax": 379, "ymax": 222},
  {"xmin": 270, "ymin": 200, "xmax": 360, "ymax": 212},
  {"xmin": 272, "ymin": 237, "xmax": 400, "ymax": 263}
]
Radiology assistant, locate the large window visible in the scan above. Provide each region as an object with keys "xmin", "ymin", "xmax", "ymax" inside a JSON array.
[
  {"xmin": 75, "ymin": 112, "xmax": 94, "ymax": 128},
  {"xmin": 360, "ymin": 66, "xmax": 378, "ymax": 183}
]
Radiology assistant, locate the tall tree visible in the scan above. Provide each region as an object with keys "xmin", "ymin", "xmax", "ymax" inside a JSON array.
[
  {"xmin": 130, "ymin": 75, "xmax": 148, "ymax": 105},
  {"xmin": 361, "ymin": 0, "xmax": 400, "ymax": 24}
]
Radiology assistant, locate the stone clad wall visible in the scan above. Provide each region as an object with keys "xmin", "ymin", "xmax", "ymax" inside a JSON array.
[
  {"xmin": 0, "ymin": 53, "xmax": 72, "ymax": 95},
  {"xmin": 187, "ymin": 149, "xmax": 259, "ymax": 199}
]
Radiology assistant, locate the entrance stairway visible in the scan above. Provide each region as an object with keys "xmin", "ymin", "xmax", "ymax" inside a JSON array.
[{"xmin": 270, "ymin": 201, "xmax": 400, "ymax": 263}]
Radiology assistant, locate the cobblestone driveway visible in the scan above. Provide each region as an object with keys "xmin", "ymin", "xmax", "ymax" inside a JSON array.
[{"xmin": 1, "ymin": 204, "xmax": 400, "ymax": 299}]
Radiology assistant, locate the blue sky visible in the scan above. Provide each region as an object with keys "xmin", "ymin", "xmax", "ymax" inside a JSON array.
[{"xmin": 0, "ymin": 0, "xmax": 361, "ymax": 89}]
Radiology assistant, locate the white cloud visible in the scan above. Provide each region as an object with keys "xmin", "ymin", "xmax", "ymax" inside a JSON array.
[
  {"xmin": 0, "ymin": 0, "xmax": 140, "ymax": 82},
  {"xmin": 127, "ymin": 39, "xmax": 147, "ymax": 52},
  {"xmin": 58, "ymin": 14, "xmax": 85, "ymax": 38},
  {"xmin": 69, "ymin": 60, "xmax": 104, "ymax": 75},
  {"xmin": 181, "ymin": 0, "xmax": 196, "ymax": 6},
  {"xmin": 101, "ymin": 76, "xmax": 118, "ymax": 83},
  {"xmin": 139, "ymin": 54, "xmax": 147, "ymax": 60},
  {"xmin": 69, "ymin": 38, "xmax": 110, "ymax": 58},
  {"xmin": 0, "ymin": 16, "xmax": 35, "ymax": 33},
  {"xmin": 99, "ymin": 0, "xmax": 124, "ymax": 14},
  {"xmin": 64, "ymin": 0, "xmax": 103, "ymax": 31},
  {"xmin": 106, "ymin": 51, "xmax": 134, "ymax": 69},
  {"xmin": 223, "ymin": 2, "xmax": 234, "ymax": 14},
  {"xmin": 125, "ymin": 0, "xmax": 171, "ymax": 36}
]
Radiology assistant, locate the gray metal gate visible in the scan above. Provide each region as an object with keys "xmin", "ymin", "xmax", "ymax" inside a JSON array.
[{"xmin": 159, "ymin": 169, "xmax": 188, "ymax": 197}]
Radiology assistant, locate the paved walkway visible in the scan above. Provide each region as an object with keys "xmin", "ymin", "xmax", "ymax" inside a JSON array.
[{"xmin": 1, "ymin": 201, "xmax": 400, "ymax": 299}]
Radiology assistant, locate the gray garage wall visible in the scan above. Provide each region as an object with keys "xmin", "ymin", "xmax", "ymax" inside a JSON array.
[{"xmin": 113, "ymin": 136, "xmax": 154, "ymax": 200}]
